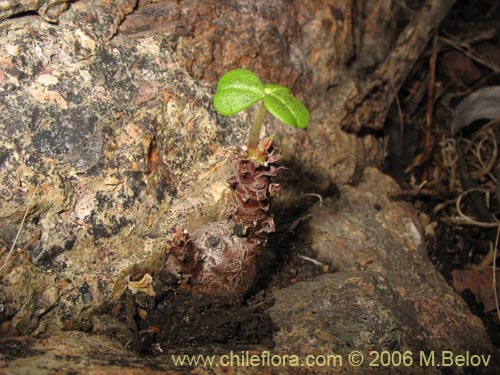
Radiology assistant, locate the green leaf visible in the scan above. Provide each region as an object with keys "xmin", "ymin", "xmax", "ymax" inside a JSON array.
[
  {"xmin": 263, "ymin": 83, "xmax": 290, "ymax": 94},
  {"xmin": 213, "ymin": 69, "xmax": 265, "ymax": 116},
  {"xmin": 263, "ymin": 83, "xmax": 310, "ymax": 128}
]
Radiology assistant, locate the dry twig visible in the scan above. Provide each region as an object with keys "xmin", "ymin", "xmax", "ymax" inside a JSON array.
[{"xmin": 0, "ymin": 184, "xmax": 39, "ymax": 273}]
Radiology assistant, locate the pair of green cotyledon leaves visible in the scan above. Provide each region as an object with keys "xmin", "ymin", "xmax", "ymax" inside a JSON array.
[{"xmin": 213, "ymin": 69, "xmax": 310, "ymax": 129}]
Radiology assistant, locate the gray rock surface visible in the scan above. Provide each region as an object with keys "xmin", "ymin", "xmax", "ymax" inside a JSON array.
[{"xmin": 268, "ymin": 168, "xmax": 498, "ymax": 374}]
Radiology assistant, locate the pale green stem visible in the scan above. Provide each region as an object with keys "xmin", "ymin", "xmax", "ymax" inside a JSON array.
[{"xmin": 247, "ymin": 103, "xmax": 268, "ymax": 153}]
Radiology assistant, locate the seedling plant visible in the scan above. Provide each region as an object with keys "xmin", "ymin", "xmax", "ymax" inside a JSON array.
[{"xmin": 213, "ymin": 69, "xmax": 309, "ymax": 160}]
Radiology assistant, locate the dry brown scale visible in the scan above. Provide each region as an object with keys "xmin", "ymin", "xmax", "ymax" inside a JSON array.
[{"xmin": 227, "ymin": 137, "xmax": 282, "ymax": 244}]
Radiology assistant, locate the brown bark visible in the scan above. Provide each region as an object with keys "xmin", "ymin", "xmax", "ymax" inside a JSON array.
[{"xmin": 342, "ymin": 0, "xmax": 456, "ymax": 132}]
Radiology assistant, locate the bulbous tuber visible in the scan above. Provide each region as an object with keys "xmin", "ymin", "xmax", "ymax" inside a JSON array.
[{"xmin": 164, "ymin": 138, "xmax": 280, "ymax": 297}]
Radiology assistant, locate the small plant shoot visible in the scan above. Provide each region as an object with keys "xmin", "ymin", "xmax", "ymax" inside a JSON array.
[{"xmin": 213, "ymin": 69, "xmax": 310, "ymax": 160}]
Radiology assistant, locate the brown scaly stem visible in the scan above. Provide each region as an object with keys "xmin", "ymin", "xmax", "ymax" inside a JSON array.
[{"xmin": 227, "ymin": 137, "xmax": 281, "ymax": 244}]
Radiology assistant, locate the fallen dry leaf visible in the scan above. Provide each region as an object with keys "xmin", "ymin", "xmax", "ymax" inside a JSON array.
[
  {"xmin": 440, "ymin": 50, "xmax": 482, "ymax": 85},
  {"xmin": 451, "ymin": 268, "xmax": 500, "ymax": 313}
]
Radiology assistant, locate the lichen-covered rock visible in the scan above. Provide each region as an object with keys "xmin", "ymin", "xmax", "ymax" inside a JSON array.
[
  {"xmin": 0, "ymin": 0, "xmax": 69, "ymax": 23},
  {"xmin": 0, "ymin": 0, "xmax": 243, "ymax": 333},
  {"xmin": 0, "ymin": 0, "xmax": 387, "ymax": 334}
]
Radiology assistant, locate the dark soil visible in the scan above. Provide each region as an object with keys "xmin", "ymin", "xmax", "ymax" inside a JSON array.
[
  {"xmin": 117, "ymin": 239, "xmax": 328, "ymax": 354},
  {"xmin": 0, "ymin": 337, "xmax": 43, "ymax": 362},
  {"xmin": 132, "ymin": 287, "xmax": 276, "ymax": 352}
]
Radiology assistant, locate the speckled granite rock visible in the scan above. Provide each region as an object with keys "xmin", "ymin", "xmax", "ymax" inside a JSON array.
[
  {"xmin": 0, "ymin": 0, "xmax": 385, "ymax": 335},
  {"xmin": 0, "ymin": 0, "xmax": 69, "ymax": 23}
]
